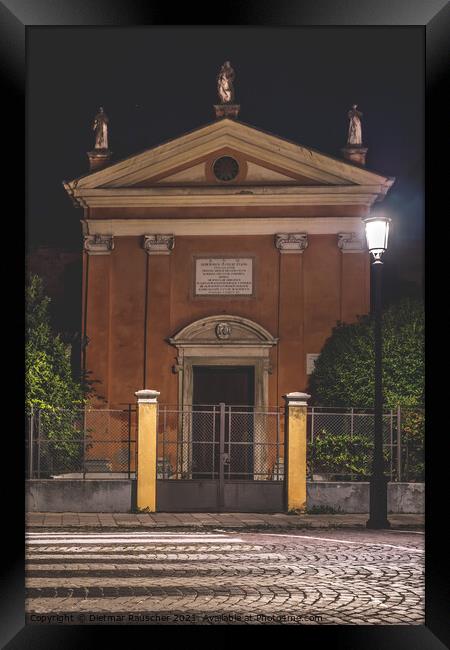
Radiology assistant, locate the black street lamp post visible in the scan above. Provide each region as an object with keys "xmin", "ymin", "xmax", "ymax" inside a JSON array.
[{"xmin": 363, "ymin": 210, "xmax": 391, "ymax": 529}]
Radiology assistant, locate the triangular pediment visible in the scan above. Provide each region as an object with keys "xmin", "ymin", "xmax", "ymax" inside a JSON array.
[
  {"xmin": 136, "ymin": 145, "xmax": 320, "ymax": 187},
  {"xmin": 68, "ymin": 119, "xmax": 394, "ymax": 192},
  {"xmin": 148, "ymin": 157, "xmax": 310, "ymax": 186}
]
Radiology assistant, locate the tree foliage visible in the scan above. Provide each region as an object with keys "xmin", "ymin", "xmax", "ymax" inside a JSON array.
[
  {"xmin": 26, "ymin": 274, "xmax": 87, "ymax": 413},
  {"xmin": 308, "ymin": 298, "xmax": 424, "ymax": 482},
  {"xmin": 26, "ymin": 274, "xmax": 91, "ymax": 469},
  {"xmin": 307, "ymin": 431, "xmax": 386, "ymax": 481},
  {"xmin": 308, "ymin": 298, "xmax": 424, "ymax": 409}
]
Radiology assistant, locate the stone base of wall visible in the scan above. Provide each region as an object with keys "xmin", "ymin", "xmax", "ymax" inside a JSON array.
[
  {"xmin": 307, "ymin": 482, "xmax": 424, "ymax": 514},
  {"xmin": 26, "ymin": 480, "xmax": 424, "ymax": 514},
  {"xmin": 26, "ymin": 480, "xmax": 134, "ymax": 513}
]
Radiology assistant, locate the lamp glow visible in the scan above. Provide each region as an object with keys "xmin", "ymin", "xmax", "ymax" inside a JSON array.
[{"xmin": 363, "ymin": 214, "xmax": 391, "ymax": 263}]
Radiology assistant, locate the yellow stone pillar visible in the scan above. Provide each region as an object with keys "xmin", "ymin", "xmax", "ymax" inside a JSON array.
[
  {"xmin": 283, "ymin": 392, "xmax": 310, "ymax": 512},
  {"xmin": 135, "ymin": 389, "xmax": 160, "ymax": 511}
]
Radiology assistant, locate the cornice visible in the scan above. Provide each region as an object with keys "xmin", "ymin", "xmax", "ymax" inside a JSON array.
[
  {"xmin": 69, "ymin": 185, "xmax": 386, "ymax": 209},
  {"xmin": 84, "ymin": 216, "xmax": 366, "ymax": 237}
]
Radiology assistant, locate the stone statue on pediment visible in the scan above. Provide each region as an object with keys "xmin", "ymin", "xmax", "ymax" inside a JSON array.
[
  {"xmin": 217, "ymin": 61, "xmax": 235, "ymax": 104},
  {"xmin": 93, "ymin": 107, "xmax": 109, "ymax": 150},
  {"xmin": 347, "ymin": 104, "xmax": 363, "ymax": 146}
]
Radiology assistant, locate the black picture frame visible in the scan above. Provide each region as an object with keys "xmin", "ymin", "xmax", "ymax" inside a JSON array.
[{"xmin": 3, "ymin": 1, "xmax": 448, "ymax": 646}]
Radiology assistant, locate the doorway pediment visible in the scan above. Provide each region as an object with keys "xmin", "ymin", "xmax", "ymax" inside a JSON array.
[
  {"xmin": 169, "ymin": 315, "xmax": 278, "ymax": 349},
  {"xmin": 170, "ymin": 315, "xmax": 276, "ymax": 410}
]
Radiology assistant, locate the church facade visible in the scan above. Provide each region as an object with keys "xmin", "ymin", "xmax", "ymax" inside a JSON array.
[{"xmin": 64, "ymin": 115, "xmax": 394, "ymax": 412}]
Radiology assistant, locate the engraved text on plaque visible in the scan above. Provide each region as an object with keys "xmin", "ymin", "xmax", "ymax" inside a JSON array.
[{"xmin": 195, "ymin": 257, "xmax": 254, "ymax": 296}]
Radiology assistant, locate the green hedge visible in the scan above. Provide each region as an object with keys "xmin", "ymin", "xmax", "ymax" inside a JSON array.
[{"xmin": 307, "ymin": 298, "xmax": 424, "ymax": 482}]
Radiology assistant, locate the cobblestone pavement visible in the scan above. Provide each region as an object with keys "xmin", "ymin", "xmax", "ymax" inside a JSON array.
[{"xmin": 25, "ymin": 528, "xmax": 424, "ymax": 625}]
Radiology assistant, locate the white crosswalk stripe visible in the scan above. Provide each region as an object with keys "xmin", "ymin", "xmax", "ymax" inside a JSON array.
[{"xmin": 25, "ymin": 533, "xmax": 242, "ymax": 546}]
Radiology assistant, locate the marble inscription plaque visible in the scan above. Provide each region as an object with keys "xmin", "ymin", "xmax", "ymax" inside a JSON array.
[{"xmin": 195, "ymin": 257, "xmax": 253, "ymax": 296}]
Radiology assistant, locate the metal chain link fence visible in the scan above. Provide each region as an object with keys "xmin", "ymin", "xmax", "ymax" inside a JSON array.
[
  {"xmin": 26, "ymin": 407, "xmax": 136, "ymax": 479},
  {"xmin": 26, "ymin": 405, "xmax": 423, "ymax": 482},
  {"xmin": 156, "ymin": 405, "xmax": 284, "ymax": 481},
  {"xmin": 307, "ymin": 406, "xmax": 424, "ymax": 482}
]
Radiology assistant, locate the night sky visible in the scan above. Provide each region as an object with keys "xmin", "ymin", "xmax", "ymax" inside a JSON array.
[{"xmin": 28, "ymin": 26, "xmax": 424, "ymax": 255}]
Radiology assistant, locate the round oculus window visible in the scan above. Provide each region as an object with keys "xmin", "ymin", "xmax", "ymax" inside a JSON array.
[{"xmin": 213, "ymin": 156, "xmax": 240, "ymax": 181}]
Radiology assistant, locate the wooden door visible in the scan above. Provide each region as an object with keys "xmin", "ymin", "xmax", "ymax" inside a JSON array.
[{"xmin": 192, "ymin": 366, "xmax": 254, "ymax": 478}]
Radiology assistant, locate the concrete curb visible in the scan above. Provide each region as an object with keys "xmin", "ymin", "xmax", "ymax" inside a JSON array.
[{"xmin": 26, "ymin": 512, "xmax": 424, "ymax": 531}]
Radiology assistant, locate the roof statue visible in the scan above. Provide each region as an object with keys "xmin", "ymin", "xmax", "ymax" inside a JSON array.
[
  {"xmin": 347, "ymin": 104, "xmax": 363, "ymax": 146},
  {"xmin": 93, "ymin": 107, "xmax": 109, "ymax": 150},
  {"xmin": 217, "ymin": 61, "xmax": 235, "ymax": 104}
]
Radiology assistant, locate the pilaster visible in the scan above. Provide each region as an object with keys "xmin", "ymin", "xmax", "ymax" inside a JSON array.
[
  {"xmin": 83, "ymin": 235, "xmax": 113, "ymax": 405},
  {"xmin": 276, "ymin": 234, "xmax": 307, "ymax": 399},
  {"xmin": 338, "ymin": 233, "xmax": 369, "ymax": 323},
  {"xmin": 143, "ymin": 236, "xmax": 174, "ymax": 401}
]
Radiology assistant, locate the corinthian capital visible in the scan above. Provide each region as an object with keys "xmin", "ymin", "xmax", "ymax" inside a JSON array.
[
  {"xmin": 84, "ymin": 234, "xmax": 114, "ymax": 255},
  {"xmin": 337, "ymin": 233, "xmax": 365, "ymax": 253},
  {"xmin": 143, "ymin": 234, "xmax": 175, "ymax": 255},
  {"xmin": 275, "ymin": 233, "xmax": 308, "ymax": 254}
]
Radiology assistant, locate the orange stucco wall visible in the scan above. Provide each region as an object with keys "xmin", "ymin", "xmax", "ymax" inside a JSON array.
[{"xmin": 83, "ymin": 233, "xmax": 370, "ymax": 410}]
